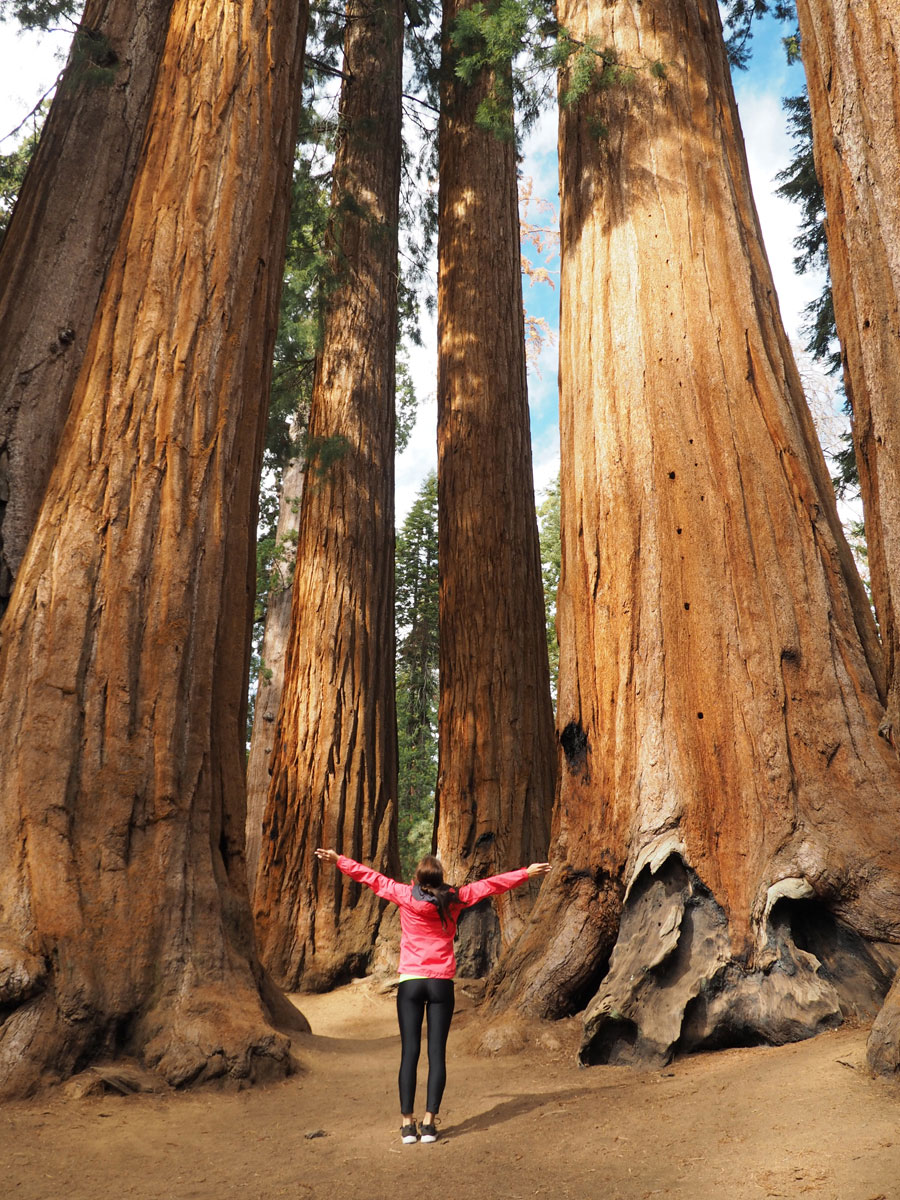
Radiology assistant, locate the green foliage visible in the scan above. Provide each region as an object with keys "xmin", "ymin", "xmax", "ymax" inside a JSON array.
[
  {"xmin": 831, "ymin": 432, "xmax": 860, "ymax": 503},
  {"xmin": 774, "ymin": 91, "xmax": 844, "ymax": 376},
  {"xmin": 446, "ymin": 0, "xmax": 669, "ymax": 141},
  {"xmin": 772, "ymin": 87, "xmax": 860, "ymax": 507},
  {"xmin": 396, "ymin": 675, "xmax": 438, "ymax": 879},
  {"xmin": 448, "ymin": 0, "xmax": 562, "ymax": 139},
  {"xmin": 0, "ymin": 0, "xmax": 78, "ymax": 29},
  {"xmin": 65, "ymin": 27, "xmax": 119, "ymax": 90},
  {"xmin": 0, "ymin": 115, "xmax": 42, "ymax": 247},
  {"xmin": 774, "ymin": 94, "xmax": 826, "ymax": 274},
  {"xmin": 395, "ymin": 472, "xmax": 439, "ymax": 879},
  {"xmin": 250, "ymin": 0, "xmax": 430, "ymax": 741},
  {"xmin": 783, "ymin": 32, "xmax": 801, "ymax": 64},
  {"xmin": 264, "ymin": 106, "xmax": 335, "ymax": 476},
  {"xmin": 561, "ymin": 41, "xmax": 602, "ymax": 109},
  {"xmin": 395, "ymin": 351, "xmax": 418, "ymax": 453},
  {"xmin": 537, "ymin": 477, "xmax": 560, "ymax": 700},
  {"xmin": 720, "ymin": 1, "xmax": 797, "ymax": 70},
  {"xmin": 303, "ymin": 433, "xmax": 351, "ymax": 480}
]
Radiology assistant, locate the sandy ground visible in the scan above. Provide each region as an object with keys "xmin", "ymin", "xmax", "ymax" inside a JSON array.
[{"xmin": 4, "ymin": 979, "xmax": 900, "ymax": 1200}]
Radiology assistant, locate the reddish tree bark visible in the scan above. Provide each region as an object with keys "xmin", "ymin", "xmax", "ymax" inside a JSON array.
[
  {"xmin": 488, "ymin": 0, "xmax": 900, "ymax": 1063},
  {"xmin": 253, "ymin": 0, "xmax": 404, "ymax": 992},
  {"xmin": 0, "ymin": 0, "xmax": 308, "ymax": 1097},
  {"xmin": 791, "ymin": 3, "xmax": 900, "ymax": 739},
  {"xmin": 0, "ymin": 0, "xmax": 175, "ymax": 611},
  {"xmin": 434, "ymin": 0, "xmax": 556, "ymax": 975},
  {"xmin": 791, "ymin": 0, "xmax": 900, "ymax": 1074}
]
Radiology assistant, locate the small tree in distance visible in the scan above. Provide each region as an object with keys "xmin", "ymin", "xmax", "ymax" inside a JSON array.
[{"xmin": 395, "ymin": 471, "xmax": 440, "ymax": 879}]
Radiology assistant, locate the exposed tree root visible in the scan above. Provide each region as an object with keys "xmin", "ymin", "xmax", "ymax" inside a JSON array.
[
  {"xmin": 0, "ymin": 945, "xmax": 302, "ymax": 1097},
  {"xmin": 580, "ymin": 856, "xmax": 900, "ymax": 1067}
]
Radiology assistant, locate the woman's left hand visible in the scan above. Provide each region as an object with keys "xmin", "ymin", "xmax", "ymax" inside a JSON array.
[{"xmin": 315, "ymin": 848, "xmax": 339, "ymax": 864}]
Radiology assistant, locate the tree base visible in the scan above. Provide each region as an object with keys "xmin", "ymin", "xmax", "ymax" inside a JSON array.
[
  {"xmin": 454, "ymin": 903, "xmax": 501, "ymax": 978},
  {"xmin": 580, "ymin": 856, "xmax": 899, "ymax": 1067},
  {"xmin": 486, "ymin": 866, "xmax": 623, "ymax": 1020},
  {"xmin": 0, "ymin": 954, "xmax": 301, "ymax": 1098},
  {"xmin": 867, "ymin": 969, "xmax": 900, "ymax": 1075}
]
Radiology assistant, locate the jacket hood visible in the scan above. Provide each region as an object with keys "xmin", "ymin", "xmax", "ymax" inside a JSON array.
[{"xmin": 411, "ymin": 882, "xmax": 439, "ymax": 907}]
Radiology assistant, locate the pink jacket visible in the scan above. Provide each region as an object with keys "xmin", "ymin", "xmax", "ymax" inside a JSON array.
[{"xmin": 336, "ymin": 855, "xmax": 530, "ymax": 978}]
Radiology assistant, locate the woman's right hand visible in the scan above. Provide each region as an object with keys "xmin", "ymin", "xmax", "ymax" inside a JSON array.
[
  {"xmin": 315, "ymin": 848, "xmax": 339, "ymax": 865},
  {"xmin": 526, "ymin": 862, "xmax": 551, "ymax": 878}
]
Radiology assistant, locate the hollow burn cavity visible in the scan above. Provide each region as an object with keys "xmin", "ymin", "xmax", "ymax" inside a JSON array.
[
  {"xmin": 677, "ymin": 984, "xmax": 772, "ymax": 1055},
  {"xmin": 559, "ymin": 721, "xmax": 589, "ymax": 773},
  {"xmin": 581, "ymin": 1017, "xmax": 639, "ymax": 1066},
  {"xmin": 565, "ymin": 951, "xmax": 614, "ymax": 1019},
  {"xmin": 769, "ymin": 898, "xmax": 894, "ymax": 1019}
]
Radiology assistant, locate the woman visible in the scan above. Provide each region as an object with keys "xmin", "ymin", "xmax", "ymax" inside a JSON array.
[{"xmin": 314, "ymin": 847, "xmax": 551, "ymax": 1143}]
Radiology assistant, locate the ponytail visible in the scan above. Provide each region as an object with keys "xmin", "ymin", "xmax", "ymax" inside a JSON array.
[{"xmin": 414, "ymin": 855, "xmax": 459, "ymax": 929}]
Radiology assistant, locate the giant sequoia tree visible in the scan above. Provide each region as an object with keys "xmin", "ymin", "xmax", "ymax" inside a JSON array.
[
  {"xmin": 790, "ymin": 4, "xmax": 900, "ymax": 748},
  {"xmin": 0, "ymin": 0, "xmax": 175, "ymax": 612},
  {"xmin": 788, "ymin": 0, "xmax": 900, "ymax": 1075},
  {"xmin": 253, "ymin": 0, "xmax": 404, "ymax": 992},
  {"xmin": 434, "ymin": 0, "xmax": 556, "ymax": 974},
  {"xmin": 488, "ymin": 0, "xmax": 900, "ymax": 1062},
  {"xmin": 0, "ymin": 0, "xmax": 308, "ymax": 1097}
]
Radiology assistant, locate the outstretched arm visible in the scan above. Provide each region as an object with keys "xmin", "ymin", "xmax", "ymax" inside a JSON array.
[
  {"xmin": 456, "ymin": 861, "xmax": 551, "ymax": 907},
  {"xmin": 314, "ymin": 848, "xmax": 410, "ymax": 905}
]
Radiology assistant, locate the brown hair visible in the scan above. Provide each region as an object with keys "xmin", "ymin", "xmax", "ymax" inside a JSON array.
[{"xmin": 415, "ymin": 855, "xmax": 458, "ymax": 928}]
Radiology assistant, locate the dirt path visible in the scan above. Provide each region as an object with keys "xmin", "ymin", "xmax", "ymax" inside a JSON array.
[{"xmin": 4, "ymin": 980, "xmax": 900, "ymax": 1199}]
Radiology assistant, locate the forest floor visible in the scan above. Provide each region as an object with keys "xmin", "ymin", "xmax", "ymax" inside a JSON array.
[{"xmin": 4, "ymin": 978, "xmax": 900, "ymax": 1200}]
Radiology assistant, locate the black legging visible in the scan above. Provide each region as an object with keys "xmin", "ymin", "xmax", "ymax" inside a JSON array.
[{"xmin": 396, "ymin": 977, "xmax": 455, "ymax": 1115}]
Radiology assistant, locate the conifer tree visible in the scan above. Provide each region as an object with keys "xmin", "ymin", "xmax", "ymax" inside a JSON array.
[
  {"xmin": 488, "ymin": 0, "xmax": 900, "ymax": 1066},
  {"xmin": 0, "ymin": 0, "xmax": 176, "ymax": 611},
  {"xmin": 786, "ymin": 2, "xmax": 900, "ymax": 761},
  {"xmin": 395, "ymin": 471, "xmax": 440, "ymax": 878},
  {"xmin": 253, "ymin": 0, "xmax": 405, "ymax": 991},
  {"xmin": 0, "ymin": 0, "xmax": 309, "ymax": 1097},
  {"xmin": 434, "ymin": 0, "xmax": 556, "ymax": 974}
]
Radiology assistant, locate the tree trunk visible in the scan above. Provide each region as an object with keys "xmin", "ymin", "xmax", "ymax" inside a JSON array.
[
  {"xmin": 0, "ymin": 0, "xmax": 175, "ymax": 613},
  {"xmin": 0, "ymin": 0, "xmax": 308, "ymax": 1098},
  {"xmin": 252, "ymin": 0, "xmax": 404, "ymax": 992},
  {"xmin": 791, "ymin": 0, "xmax": 900, "ymax": 1076},
  {"xmin": 791, "ymin": 4, "xmax": 900, "ymax": 739},
  {"xmin": 245, "ymin": 450, "xmax": 305, "ymax": 885},
  {"xmin": 488, "ymin": 0, "xmax": 900, "ymax": 1063},
  {"xmin": 434, "ymin": 1, "xmax": 556, "ymax": 976}
]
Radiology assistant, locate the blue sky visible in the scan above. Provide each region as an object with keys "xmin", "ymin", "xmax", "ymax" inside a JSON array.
[{"xmin": 0, "ymin": 12, "xmax": 821, "ymax": 525}]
